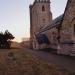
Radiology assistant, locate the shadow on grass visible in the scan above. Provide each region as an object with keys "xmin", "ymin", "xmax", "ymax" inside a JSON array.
[
  {"xmin": 38, "ymin": 48, "xmax": 75, "ymax": 59},
  {"xmin": 38, "ymin": 48, "xmax": 57, "ymax": 53}
]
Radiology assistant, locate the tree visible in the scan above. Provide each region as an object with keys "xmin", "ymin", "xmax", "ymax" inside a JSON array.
[{"xmin": 0, "ymin": 30, "xmax": 15, "ymax": 49}]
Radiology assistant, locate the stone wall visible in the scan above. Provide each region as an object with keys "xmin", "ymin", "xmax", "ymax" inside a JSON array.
[
  {"xmin": 57, "ymin": 44, "xmax": 75, "ymax": 56},
  {"xmin": 61, "ymin": 0, "xmax": 75, "ymax": 42},
  {"xmin": 58, "ymin": 0, "xmax": 75, "ymax": 56}
]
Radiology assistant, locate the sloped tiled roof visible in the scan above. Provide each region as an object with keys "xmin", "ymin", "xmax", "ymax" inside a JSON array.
[{"xmin": 38, "ymin": 14, "xmax": 63, "ymax": 34}]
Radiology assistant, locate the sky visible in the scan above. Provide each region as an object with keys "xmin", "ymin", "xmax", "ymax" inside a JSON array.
[{"xmin": 0, "ymin": 0, "xmax": 68, "ymax": 42}]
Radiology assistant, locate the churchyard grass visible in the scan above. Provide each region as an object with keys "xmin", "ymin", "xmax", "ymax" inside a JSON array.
[{"xmin": 0, "ymin": 49, "xmax": 74, "ymax": 75}]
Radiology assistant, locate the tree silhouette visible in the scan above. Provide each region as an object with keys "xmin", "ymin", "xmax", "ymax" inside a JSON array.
[{"xmin": 0, "ymin": 30, "xmax": 14, "ymax": 49}]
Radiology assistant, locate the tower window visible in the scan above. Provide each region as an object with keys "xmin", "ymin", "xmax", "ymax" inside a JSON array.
[
  {"xmin": 42, "ymin": 5, "xmax": 45, "ymax": 11},
  {"xmin": 43, "ymin": 19, "xmax": 45, "ymax": 23},
  {"xmin": 74, "ymin": 24, "xmax": 75, "ymax": 34}
]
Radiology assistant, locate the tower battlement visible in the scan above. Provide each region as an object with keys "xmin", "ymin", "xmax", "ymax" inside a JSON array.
[{"xmin": 35, "ymin": 0, "xmax": 50, "ymax": 3}]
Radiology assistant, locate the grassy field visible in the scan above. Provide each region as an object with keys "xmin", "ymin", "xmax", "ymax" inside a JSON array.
[{"xmin": 0, "ymin": 49, "xmax": 74, "ymax": 75}]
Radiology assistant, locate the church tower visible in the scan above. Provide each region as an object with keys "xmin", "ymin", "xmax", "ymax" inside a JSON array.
[{"xmin": 30, "ymin": 0, "xmax": 52, "ymax": 49}]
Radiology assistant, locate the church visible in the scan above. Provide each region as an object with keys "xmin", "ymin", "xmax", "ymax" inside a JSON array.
[{"xmin": 29, "ymin": 0, "xmax": 75, "ymax": 56}]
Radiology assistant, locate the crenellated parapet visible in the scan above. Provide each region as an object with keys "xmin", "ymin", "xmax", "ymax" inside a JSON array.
[{"xmin": 35, "ymin": 0, "xmax": 50, "ymax": 3}]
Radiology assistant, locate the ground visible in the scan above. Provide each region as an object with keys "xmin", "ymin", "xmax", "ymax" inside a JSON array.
[
  {"xmin": 23, "ymin": 48, "xmax": 75, "ymax": 73},
  {"xmin": 0, "ymin": 48, "xmax": 74, "ymax": 75}
]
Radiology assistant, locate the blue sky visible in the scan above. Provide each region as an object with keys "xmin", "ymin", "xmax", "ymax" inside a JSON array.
[{"xmin": 0, "ymin": 0, "xmax": 68, "ymax": 42}]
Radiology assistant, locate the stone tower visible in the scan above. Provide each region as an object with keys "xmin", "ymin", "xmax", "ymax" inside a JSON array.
[{"xmin": 30, "ymin": 0, "xmax": 52, "ymax": 49}]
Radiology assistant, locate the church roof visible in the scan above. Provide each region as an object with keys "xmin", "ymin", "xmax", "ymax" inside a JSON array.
[
  {"xmin": 38, "ymin": 14, "xmax": 63, "ymax": 34},
  {"xmin": 36, "ymin": 34, "xmax": 50, "ymax": 44}
]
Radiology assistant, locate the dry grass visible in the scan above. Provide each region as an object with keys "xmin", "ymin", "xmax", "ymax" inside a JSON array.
[{"xmin": 0, "ymin": 49, "xmax": 74, "ymax": 75}]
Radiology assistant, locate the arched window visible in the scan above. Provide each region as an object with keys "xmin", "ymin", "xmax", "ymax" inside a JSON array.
[
  {"xmin": 43, "ymin": 19, "xmax": 45, "ymax": 23},
  {"xmin": 71, "ymin": 18, "xmax": 75, "ymax": 34},
  {"xmin": 74, "ymin": 24, "xmax": 75, "ymax": 34},
  {"xmin": 42, "ymin": 5, "xmax": 45, "ymax": 11}
]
